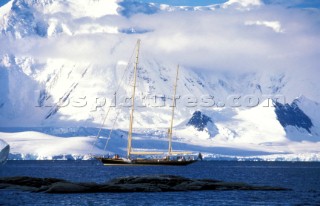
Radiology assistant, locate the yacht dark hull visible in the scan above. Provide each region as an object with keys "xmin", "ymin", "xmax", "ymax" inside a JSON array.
[
  {"xmin": 96, "ymin": 157, "xmax": 132, "ymax": 165},
  {"xmin": 96, "ymin": 157, "xmax": 197, "ymax": 166},
  {"xmin": 132, "ymin": 159, "xmax": 197, "ymax": 166}
]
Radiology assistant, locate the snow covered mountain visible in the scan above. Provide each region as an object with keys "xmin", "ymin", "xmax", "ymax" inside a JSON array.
[
  {"xmin": 0, "ymin": 139, "xmax": 10, "ymax": 164},
  {"xmin": 0, "ymin": 0, "xmax": 319, "ymax": 160}
]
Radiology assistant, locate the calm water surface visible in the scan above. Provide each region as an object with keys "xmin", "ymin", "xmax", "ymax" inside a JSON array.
[{"xmin": 1, "ymin": 161, "xmax": 320, "ymax": 205}]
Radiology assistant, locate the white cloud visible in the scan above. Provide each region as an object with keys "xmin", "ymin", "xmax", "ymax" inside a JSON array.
[
  {"xmin": 223, "ymin": 0, "xmax": 263, "ymax": 10},
  {"xmin": 1, "ymin": 0, "xmax": 319, "ymax": 75},
  {"xmin": 245, "ymin": 20, "xmax": 284, "ymax": 33}
]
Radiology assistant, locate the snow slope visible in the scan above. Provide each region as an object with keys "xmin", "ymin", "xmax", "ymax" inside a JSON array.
[
  {"xmin": 1, "ymin": 124, "xmax": 320, "ymax": 161},
  {"xmin": 0, "ymin": 131, "xmax": 103, "ymax": 160},
  {"xmin": 0, "ymin": 0, "xmax": 319, "ymax": 160}
]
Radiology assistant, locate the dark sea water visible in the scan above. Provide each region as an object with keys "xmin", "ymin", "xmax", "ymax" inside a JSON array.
[{"xmin": 1, "ymin": 161, "xmax": 320, "ymax": 206}]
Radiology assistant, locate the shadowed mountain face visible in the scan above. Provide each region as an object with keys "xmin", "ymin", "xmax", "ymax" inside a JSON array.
[
  {"xmin": 118, "ymin": 1, "xmax": 159, "ymax": 17},
  {"xmin": 274, "ymin": 101, "xmax": 313, "ymax": 133},
  {"xmin": 187, "ymin": 111, "xmax": 212, "ymax": 131},
  {"xmin": 0, "ymin": 139, "xmax": 10, "ymax": 164}
]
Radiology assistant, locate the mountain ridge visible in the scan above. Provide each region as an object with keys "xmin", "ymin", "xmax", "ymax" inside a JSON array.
[{"xmin": 0, "ymin": 0, "xmax": 319, "ymax": 160}]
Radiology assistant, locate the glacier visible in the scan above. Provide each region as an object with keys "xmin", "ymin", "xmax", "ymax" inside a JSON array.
[{"xmin": 0, "ymin": 0, "xmax": 320, "ymax": 161}]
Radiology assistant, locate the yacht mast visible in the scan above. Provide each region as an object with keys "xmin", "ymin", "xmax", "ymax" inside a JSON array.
[
  {"xmin": 127, "ymin": 39, "xmax": 141, "ymax": 159},
  {"xmin": 168, "ymin": 65, "xmax": 179, "ymax": 155}
]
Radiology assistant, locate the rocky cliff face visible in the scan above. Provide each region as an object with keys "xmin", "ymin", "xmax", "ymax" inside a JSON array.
[{"xmin": 0, "ymin": 139, "xmax": 10, "ymax": 164}]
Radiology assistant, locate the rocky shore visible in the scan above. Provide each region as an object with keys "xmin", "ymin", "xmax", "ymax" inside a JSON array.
[{"xmin": 0, "ymin": 175, "xmax": 289, "ymax": 193}]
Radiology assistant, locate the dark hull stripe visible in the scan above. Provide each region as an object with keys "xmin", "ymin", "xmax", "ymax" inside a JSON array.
[{"xmin": 96, "ymin": 158, "xmax": 197, "ymax": 166}]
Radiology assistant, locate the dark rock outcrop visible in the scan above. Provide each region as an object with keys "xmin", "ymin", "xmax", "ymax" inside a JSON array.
[
  {"xmin": 274, "ymin": 101, "xmax": 313, "ymax": 133},
  {"xmin": 0, "ymin": 175, "xmax": 289, "ymax": 193},
  {"xmin": 187, "ymin": 111, "xmax": 213, "ymax": 131}
]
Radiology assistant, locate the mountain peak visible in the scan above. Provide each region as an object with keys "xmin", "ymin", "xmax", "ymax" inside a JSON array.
[{"xmin": 187, "ymin": 111, "xmax": 213, "ymax": 131}]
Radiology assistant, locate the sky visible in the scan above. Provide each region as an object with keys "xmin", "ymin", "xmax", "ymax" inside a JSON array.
[
  {"xmin": 137, "ymin": 0, "xmax": 320, "ymax": 8},
  {"xmin": 1, "ymin": 0, "xmax": 320, "ymax": 8},
  {"xmin": 138, "ymin": 0, "xmax": 228, "ymax": 6},
  {"xmin": 1, "ymin": 0, "xmax": 320, "ymax": 7},
  {"xmin": 0, "ymin": 0, "xmax": 10, "ymax": 7},
  {"xmin": 0, "ymin": 0, "xmax": 229, "ymax": 7},
  {"xmin": 0, "ymin": 0, "xmax": 230, "ymax": 7}
]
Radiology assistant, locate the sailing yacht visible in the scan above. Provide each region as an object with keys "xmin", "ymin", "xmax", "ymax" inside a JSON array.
[{"xmin": 96, "ymin": 40, "xmax": 198, "ymax": 166}]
